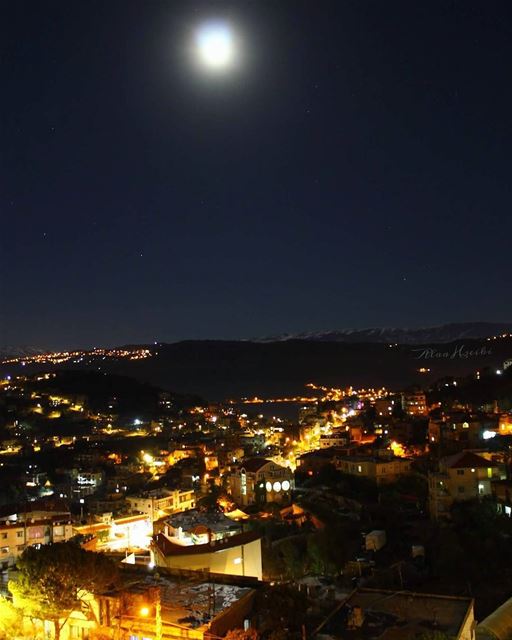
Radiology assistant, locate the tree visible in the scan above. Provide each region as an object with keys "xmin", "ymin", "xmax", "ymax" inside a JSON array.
[
  {"xmin": 0, "ymin": 596, "xmax": 25, "ymax": 640},
  {"xmin": 255, "ymin": 585, "xmax": 308, "ymax": 638},
  {"xmin": 277, "ymin": 538, "xmax": 305, "ymax": 578},
  {"xmin": 9, "ymin": 541, "xmax": 118, "ymax": 640}
]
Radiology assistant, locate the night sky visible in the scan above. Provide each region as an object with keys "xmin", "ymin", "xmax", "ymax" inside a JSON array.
[{"xmin": 3, "ymin": 1, "xmax": 512, "ymax": 350}]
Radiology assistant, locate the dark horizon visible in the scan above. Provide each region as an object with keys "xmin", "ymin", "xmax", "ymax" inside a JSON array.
[
  {"xmin": 3, "ymin": 1, "xmax": 512, "ymax": 349},
  {"xmin": 2, "ymin": 320, "xmax": 512, "ymax": 355}
]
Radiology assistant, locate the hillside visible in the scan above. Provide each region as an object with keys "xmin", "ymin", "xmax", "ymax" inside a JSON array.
[{"xmin": 2, "ymin": 336, "xmax": 511, "ymax": 401}]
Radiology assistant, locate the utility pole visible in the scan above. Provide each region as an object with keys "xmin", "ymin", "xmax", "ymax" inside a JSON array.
[{"xmin": 155, "ymin": 587, "xmax": 162, "ymax": 640}]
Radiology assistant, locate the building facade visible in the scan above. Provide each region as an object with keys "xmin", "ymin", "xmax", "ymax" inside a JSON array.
[
  {"xmin": 227, "ymin": 458, "xmax": 294, "ymax": 506},
  {"xmin": 335, "ymin": 455, "xmax": 412, "ymax": 485},
  {"xmin": 126, "ymin": 489, "xmax": 196, "ymax": 521},
  {"xmin": 428, "ymin": 451, "xmax": 506, "ymax": 520},
  {"xmin": 401, "ymin": 391, "xmax": 428, "ymax": 416},
  {"xmin": 0, "ymin": 516, "xmax": 74, "ymax": 570},
  {"xmin": 152, "ymin": 529, "xmax": 263, "ymax": 580}
]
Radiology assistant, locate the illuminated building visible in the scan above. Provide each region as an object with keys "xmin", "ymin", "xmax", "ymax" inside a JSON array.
[
  {"xmin": 74, "ymin": 469, "xmax": 105, "ymax": 496},
  {"xmin": 428, "ymin": 451, "xmax": 506, "ymax": 520},
  {"xmin": 126, "ymin": 489, "xmax": 196, "ymax": 521},
  {"xmin": 428, "ymin": 414, "xmax": 502, "ymax": 445},
  {"xmin": 13, "ymin": 566, "xmax": 257, "ymax": 640},
  {"xmin": 374, "ymin": 398, "xmax": 395, "ymax": 416},
  {"xmin": 0, "ymin": 516, "xmax": 74, "ymax": 570},
  {"xmin": 74, "ymin": 514, "xmax": 153, "ymax": 551},
  {"xmin": 227, "ymin": 458, "xmax": 294, "ymax": 506},
  {"xmin": 401, "ymin": 391, "xmax": 428, "ymax": 416},
  {"xmin": 158, "ymin": 509, "xmax": 243, "ymax": 544},
  {"xmin": 335, "ymin": 455, "xmax": 412, "ymax": 485},
  {"xmin": 0, "ymin": 497, "xmax": 74, "ymax": 568},
  {"xmin": 152, "ymin": 529, "xmax": 263, "ymax": 580},
  {"xmin": 319, "ymin": 429, "xmax": 350, "ymax": 448}
]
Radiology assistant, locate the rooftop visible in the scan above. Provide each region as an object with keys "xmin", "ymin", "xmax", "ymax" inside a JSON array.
[
  {"xmin": 318, "ymin": 588, "xmax": 473, "ymax": 640},
  {"xmin": 0, "ymin": 515, "xmax": 73, "ymax": 531},
  {"xmin": 443, "ymin": 451, "xmax": 494, "ymax": 470},
  {"xmin": 166, "ymin": 509, "xmax": 241, "ymax": 535},
  {"xmin": 104, "ymin": 567, "xmax": 254, "ymax": 631},
  {"xmin": 127, "ymin": 488, "xmax": 193, "ymax": 500},
  {"xmin": 0, "ymin": 496, "xmax": 70, "ymax": 520},
  {"xmin": 240, "ymin": 457, "xmax": 272, "ymax": 473},
  {"xmin": 153, "ymin": 530, "xmax": 261, "ymax": 557}
]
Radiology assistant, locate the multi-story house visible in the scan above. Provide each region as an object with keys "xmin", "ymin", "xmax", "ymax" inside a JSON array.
[
  {"xmin": 428, "ymin": 413, "xmax": 504, "ymax": 446},
  {"xmin": 428, "ymin": 451, "xmax": 506, "ymax": 520},
  {"xmin": 227, "ymin": 458, "xmax": 294, "ymax": 506},
  {"xmin": 401, "ymin": 391, "xmax": 428, "ymax": 416},
  {"xmin": 335, "ymin": 455, "xmax": 412, "ymax": 485},
  {"xmin": 0, "ymin": 515, "xmax": 74, "ymax": 570},
  {"xmin": 374, "ymin": 398, "xmax": 396, "ymax": 417},
  {"xmin": 126, "ymin": 488, "xmax": 196, "ymax": 521},
  {"xmin": 319, "ymin": 430, "xmax": 350, "ymax": 448}
]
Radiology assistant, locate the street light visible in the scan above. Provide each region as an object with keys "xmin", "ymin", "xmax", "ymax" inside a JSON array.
[{"xmin": 79, "ymin": 498, "xmax": 84, "ymax": 521}]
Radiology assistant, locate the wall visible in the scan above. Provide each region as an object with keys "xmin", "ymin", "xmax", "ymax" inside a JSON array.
[{"xmin": 158, "ymin": 538, "xmax": 263, "ymax": 581}]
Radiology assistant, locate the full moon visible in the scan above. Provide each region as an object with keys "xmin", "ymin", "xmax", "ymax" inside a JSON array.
[{"xmin": 195, "ymin": 22, "xmax": 235, "ymax": 70}]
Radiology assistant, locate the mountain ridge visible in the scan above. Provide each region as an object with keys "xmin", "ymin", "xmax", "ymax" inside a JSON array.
[{"xmin": 256, "ymin": 322, "xmax": 512, "ymax": 345}]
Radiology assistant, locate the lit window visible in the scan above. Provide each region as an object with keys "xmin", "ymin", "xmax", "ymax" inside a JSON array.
[{"xmin": 233, "ymin": 557, "xmax": 242, "ymax": 565}]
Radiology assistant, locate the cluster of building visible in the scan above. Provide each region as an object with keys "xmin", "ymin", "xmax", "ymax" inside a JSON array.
[{"xmin": 3, "ymin": 363, "xmax": 512, "ymax": 638}]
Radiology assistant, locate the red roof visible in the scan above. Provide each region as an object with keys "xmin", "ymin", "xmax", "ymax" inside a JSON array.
[
  {"xmin": 240, "ymin": 458, "xmax": 272, "ymax": 473},
  {"xmin": 445, "ymin": 451, "xmax": 492, "ymax": 469},
  {"xmin": 152, "ymin": 530, "xmax": 261, "ymax": 557}
]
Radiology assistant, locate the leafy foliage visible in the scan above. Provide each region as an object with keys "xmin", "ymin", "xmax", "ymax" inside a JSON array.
[
  {"xmin": 0, "ymin": 596, "xmax": 25, "ymax": 640},
  {"xmin": 9, "ymin": 541, "xmax": 118, "ymax": 640}
]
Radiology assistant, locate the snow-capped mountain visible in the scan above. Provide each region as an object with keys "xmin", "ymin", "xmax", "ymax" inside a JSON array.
[
  {"xmin": 258, "ymin": 322, "xmax": 512, "ymax": 345},
  {"xmin": 0, "ymin": 346, "xmax": 47, "ymax": 359}
]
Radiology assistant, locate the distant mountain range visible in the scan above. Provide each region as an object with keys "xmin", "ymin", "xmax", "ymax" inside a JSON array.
[
  {"xmin": 2, "ymin": 323, "xmax": 511, "ymax": 400},
  {"xmin": 0, "ymin": 345, "xmax": 46, "ymax": 359},
  {"xmin": 258, "ymin": 322, "xmax": 512, "ymax": 345}
]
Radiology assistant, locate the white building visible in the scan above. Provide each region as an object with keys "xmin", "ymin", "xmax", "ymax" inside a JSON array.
[{"xmin": 126, "ymin": 489, "xmax": 195, "ymax": 521}]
